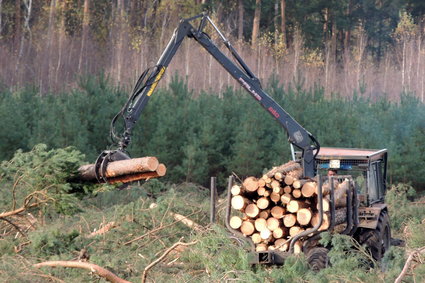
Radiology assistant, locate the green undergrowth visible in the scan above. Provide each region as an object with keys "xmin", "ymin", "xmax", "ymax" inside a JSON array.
[{"xmin": 0, "ymin": 146, "xmax": 424, "ymax": 282}]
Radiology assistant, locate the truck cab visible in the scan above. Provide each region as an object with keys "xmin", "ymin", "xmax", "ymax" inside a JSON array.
[
  {"xmin": 314, "ymin": 147, "xmax": 388, "ymax": 206},
  {"xmin": 313, "ymin": 147, "xmax": 391, "ymax": 261}
]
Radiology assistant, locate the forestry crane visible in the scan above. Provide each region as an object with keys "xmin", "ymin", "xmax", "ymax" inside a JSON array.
[{"xmin": 94, "ymin": 13, "xmax": 391, "ymax": 269}]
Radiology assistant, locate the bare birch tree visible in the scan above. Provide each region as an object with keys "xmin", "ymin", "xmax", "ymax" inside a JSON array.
[
  {"xmin": 78, "ymin": 0, "xmax": 90, "ymax": 73},
  {"xmin": 46, "ymin": 0, "xmax": 57, "ymax": 92},
  {"xmin": 238, "ymin": 0, "xmax": 244, "ymax": 41},
  {"xmin": 0, "ymin": 0, "xmax": 3, "ymax": 36},
  {"xmin": 16, "ymin": 0, "xmax": 32, "ymax": 88},
  {"xmin": 251, "ymin": 0, "xmax": 261, "ymax": 46},
  {"xmin": 280, "ymin": 0, "xmax": 286, "ymax": 49},
  {"xmin": 55, "ymin": 0, "xmax": 66, "ymax": 87}
]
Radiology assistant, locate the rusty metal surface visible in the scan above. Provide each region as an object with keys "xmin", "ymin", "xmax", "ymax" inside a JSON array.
[
  {"xmin": 357, "ymin": 205, "xmax": 386, "ymax": 229},
  {"xmin": 315, "ymin": 147, "xmax": 387, "ymax": 160}
]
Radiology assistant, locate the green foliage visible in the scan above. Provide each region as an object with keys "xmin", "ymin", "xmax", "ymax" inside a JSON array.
[
  {"xmin": 1, "ymin": 74, "xmax": 425, "ymax": 190},
  {"xmin": 385, "ymin": 184, "xmax": 425, "ymax": 231},
  {"xmin": 0, "ymin": 144, "xmax": 87, "ymax": 215},
  {"xmin": 0, "ymin": 177, "xmax": 424, "ymax": 282},
  {"xmin": 29, "ymin": 227, "xmax": 82, "ymax": 257}
]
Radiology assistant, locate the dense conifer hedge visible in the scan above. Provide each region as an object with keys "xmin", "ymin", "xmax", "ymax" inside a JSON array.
[{"xmin": 1, "ymin": 74, "xmax": 424, "ymax": 188}]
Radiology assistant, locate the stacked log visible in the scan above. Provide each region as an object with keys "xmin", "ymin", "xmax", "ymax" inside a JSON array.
[
  {"xmin": 230, "ymin": 161, "xmax": 348, "ymax": 253},
  {"xmin": 77, "ymin": 157, "xmax": 166, "ymax": 184}
]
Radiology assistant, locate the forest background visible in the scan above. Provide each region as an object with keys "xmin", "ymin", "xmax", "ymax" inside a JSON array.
[{"xmin": 0, "ymin": 1, "xmax": 425, "ymax": 282}]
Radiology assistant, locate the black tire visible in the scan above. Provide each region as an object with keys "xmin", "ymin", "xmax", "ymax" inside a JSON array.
[
  {"xmin": 359, "ymin": 211, "xmax": 391, "ymax": 262},
  {"xmin": 306, "ymin": 247, "xmax": 329, "ymax": 271}
]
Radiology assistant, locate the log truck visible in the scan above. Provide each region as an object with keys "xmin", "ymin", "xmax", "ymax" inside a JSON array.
[{"xmin": 94, "ymin": 13, "xmax": 391, "ymax": 269}]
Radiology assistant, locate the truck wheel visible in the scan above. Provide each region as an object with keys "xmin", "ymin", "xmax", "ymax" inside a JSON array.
[
  {"xmin": 306, "ymin": 247, "xmax": 329, "ymax": 271},
  {"xmin": 360, "ymin": 211, "xmax": 391, "ymax": 262}
]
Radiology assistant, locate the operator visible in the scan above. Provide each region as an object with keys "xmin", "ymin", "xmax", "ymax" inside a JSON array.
[{"xmin": 327, "ymin": 169, "xmax": 338, "ymax": 176}]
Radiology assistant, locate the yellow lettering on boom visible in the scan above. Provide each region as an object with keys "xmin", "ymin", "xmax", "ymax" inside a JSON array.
[{"xmin": 147, "ymin": 67, "xmax": 166, "ymax": 96}]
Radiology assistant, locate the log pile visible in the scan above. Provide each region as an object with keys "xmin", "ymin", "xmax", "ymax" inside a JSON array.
[
  {"xmin": 230, "ymin": 161, "xmax": 348, "ymax": 253},
  {"xmin": 77, "ymin": 157, "xmax": 167, "ymax": 184}
]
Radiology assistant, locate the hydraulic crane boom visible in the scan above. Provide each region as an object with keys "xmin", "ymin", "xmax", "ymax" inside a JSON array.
[{"xmin": 96, "ymin": 13, "xmax": 320, "ymax": 181}]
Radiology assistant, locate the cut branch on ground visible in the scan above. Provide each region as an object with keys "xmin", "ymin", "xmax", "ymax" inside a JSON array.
[
  {"xmin": 395, "ymin": 246, "xmax": 425, "ymax": 283},
  {"xmin": 141, "ymin": 239, "xmax": 198, "ymax": 283},
  {"xmin": 33, "ymin": 261, "xmax": 132, "ymax": 283}
]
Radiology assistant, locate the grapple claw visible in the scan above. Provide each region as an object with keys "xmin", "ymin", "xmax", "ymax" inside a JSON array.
[{"xmin": 94, "ymin": 150, "xmax": 130, "ymax": 183}]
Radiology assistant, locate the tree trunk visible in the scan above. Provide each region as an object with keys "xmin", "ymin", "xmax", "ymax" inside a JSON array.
[
  {"xmin": 323, "ymin": 7, "xmax": 329, "ymax": 42},
  {"xmin": 231, "ymin": 184, "xmax": 243, "ymax": 196},
  {"xmin": 78, "ymin": 0, "xmax": 89, "ymax": 73},
  {"xmin": 256, "ymin": 197, "xmax": 270, "ymax": 209},
  {"xmin": 264, "ymin": 161, "xmax": 301, "ymax": 178},
  {"xmin": 283, "ymin": 213, "xmax": 296, "ymax": 227},
  {"xmin": 243, "ymin": 176, "xmax": 259, "ymax": 192},
  {"xmin": 252, "ymin": 233, "xmax": 262, "ymax": 244},
  {"xmin": 231, "ymin": 195, "xmax": 249, "ymax": 210},
  {"xmin": 272, "ymin": 227, "xmax": 286, "ymax": 239},
  {"xmin": 55, "ymin": 0, "xmax": 66, "ymax": 87},
  {"xmin": 251, "ymin": 0, "xmax": 261, "ymax": 46},
  {"xmin": 292, "ymin": 189, "xmax": 302, "ymax": 198},
  {"xmin": 245, "ymin": 203, "xmax": 260, "ymax": 218},
  {"xmin": 241, "ymin": 220, "xmax": 255, "ymax": 236},
  {"xmin": 16, "ymin": 0, "xmax": 32, "ymax": 87},
  {"xmin": 230, "ymin": 216, "xmax": 243, "ymax": 229},
  {"xmin": 46, "ymin": 0, "xmax": 56, "ymax": 92},
  {"xmin": 331, "ymin": 13, "xmax": 337, "ymax": 62},
  {"xmin": 287, "ymin": 200, "xmax": 309, "ymax": 213},
  {"xmin": 301, "ymin": 181, "xmax": 316, "ymax": 197},
  {"xmin": 254, "ymin": 218, "xmax": 267, "ymax": 232},
  {"xmin": 0, "ymin": 0, "xmax": 3, "ymax": 37},
  {"xmin": 14, "ymin": 0, "xmax": 22, "ymax": 49},
  {"xmin": 289, "ymin": 226, "xmax": 304, "ymax": 237},
  {"xmin": 296, "ymin": 208, "xmax": 312, "ymax": 226},
  {"xmin": 270, "ymin": 206, "xmax": 285, "ymax": 219},
  {"xmin": 78, "ymin": 157, "xmax": 160, "ymax": 181},
  {"xmin": 107, "ymin": 164, "xmax": 167, "ymax": 184},
  {"xmin": 238, "ymin": 0, "xmax": 244, "ymax": 41},
  {"xmin": 280, "ymin": 0, "xmax": 287, "ymax": 48},
  {"xmin": 266, "ymin": 217, "xmax": 280, "ymax": 231}
]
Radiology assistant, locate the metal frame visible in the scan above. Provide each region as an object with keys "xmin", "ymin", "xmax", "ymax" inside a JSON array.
[{"xmin": 98, "ymin": 12, "xmax": 320, "ymax": 178}]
